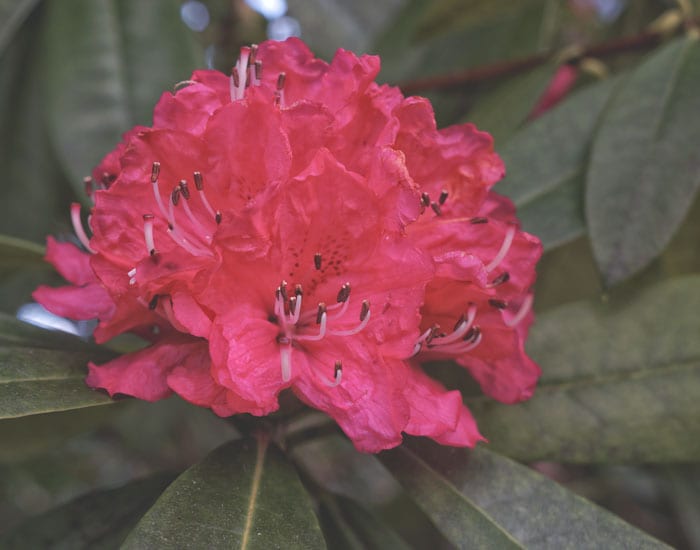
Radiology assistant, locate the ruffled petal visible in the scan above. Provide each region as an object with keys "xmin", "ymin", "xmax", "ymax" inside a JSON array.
[
  {"xmin": 33, "ymin": 283, "xmax": 114, "ymax": 321},
  {"xmin": 87, "ymin": 339, "xmax": 205, "ymax": 401},
  {"xmin": 45, "ymin": 237, "xmax": 95, "ymax": 286}
]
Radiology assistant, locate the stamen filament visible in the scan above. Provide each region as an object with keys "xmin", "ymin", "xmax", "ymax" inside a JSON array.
[
  {"xmin": 143, "ymin": 214, "xmax": 156, "ymax": 255},
  {"xmin": 486, "ymin": 225, "xmax": 516, "ymax": 272},
  {"xmin": 506, "ymin": 294, "xmax": 533, "ymax": 328},
  {"xmin": 430, "ymin": 305, "xmax": 477, "ymax": 345},
  {"xmin": 70, "ymin": 203, "xmax": 96, "ymax": 253},
  {"xmin": 328, "ymin": 309, "xmax": 370, "ymax": 337},
  {"xmin": 280, "ymin": 344, "xmax": 292, "ymax": 382},
  {"xmin": 295, "ymin": 312, "xmax": 327, "ymax": 341}
]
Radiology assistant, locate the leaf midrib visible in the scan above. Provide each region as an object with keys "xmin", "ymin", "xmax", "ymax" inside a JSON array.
[{"xmin": 240, "ymin": 436, "xmax": 269, "ymax": 550}]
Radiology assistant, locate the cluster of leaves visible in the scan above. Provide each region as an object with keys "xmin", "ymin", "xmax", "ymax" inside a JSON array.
[{"xmin": 1, "ymin": 0, "xmax": 699, "ymax": 547}]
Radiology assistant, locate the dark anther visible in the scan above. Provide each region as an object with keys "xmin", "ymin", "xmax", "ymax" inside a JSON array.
[
  {"xmin": 316, "ymin": 303, "xmax": 327, "ymax": 324},
  {"xmin": 151, "ymin": 162, "xmax": 161, "ymax": 182},
  {"xmin": 288, "ymin": 296, "xmax": 297, "ymax": 313},
  {"xmin": 425, "ymin": 324, "xmax": 439, "ymax": 345},
  {"xmin": 453, "ymin": 313, "xmax": 466, "ymax": 332},
  {"xmin": 336, "ymin": 282, "xmax": 351, "ymax": 303},
  {"xmin": 420, "ymin": 192, "xmax": 431, "ymax": 207},
  {"xmin": 439, "ymin": 189, "xmax": 449, "ymax": 205},
  {"xmin": 488, "ymin": 299, "xmax": 507, "ymax": 309},
  {"xmin": 464, "ymin": 326, "xmax": 481, "ymax": 343},
  {"xmin": 295, "ymin": 284, "xmax": 303, "ymax": 296},
  {"xmin": 232, "ymin": 69, "xmax": 240, "ymax": 88},
  {"xmin": 83, "ymin": 176, "xmax": 94, "ymax": 195},
  {"xmin": 334, "ymin": 360, "xmax": 343, "ymax": 376},
  {"xmin": 193, "ymin": 171, "xmax": 204, "ymax": 190},
  {"xmin": 171, "ymin": 187, "xmax": 181, "ymax": 206},
  {"xmin": 279, "ymin": 280, "xmax": 288, "ymax": 301},
  {"xmin": 215, "ymin": 211, "xmax": 222, "ymax": 224},
  {"xmin": 470, "ymin": 216, "xmax": 488, "ymax": 224},
  {"xmin": 101, "ymin": 172, "xmax": 112, "ymax": 187},
  {"xmin": 314, "ymin": 252, "xmax": 322, "ymax": 270},
  {"xmin": 276, "ymin": 72, "xmax": 286, "ymax": 90},
  {"xmin": 360, "ymin": 300, "xmax": 370, "ymax": 321},
  {"xmin": 148, "ymin": 295, "xmax": 160, "ymax": 310},
  {"xmin": 143, "ymin": 214, "xmax": 154, "ymax": 221},
  {"xmin": 168, "ymin": 223, "xmax": 174, "ymax": 230},
  {"xmin": 249, "ymin": 44, "xmax": 258, "ymax": 64},
  {"xmin": 254, "ymin": 60, "xmax": 263, "ymax": 80},
  {"xmin": 430, "ymin": 201, "xmax": 442, "ymax": 216},
  {"xmin": 150, "ymin": 249, "xmax": 157, "ymax": 257},
  {"xmin": 178, "ymin": 180, "xmax": 191, "ymax": 200},
  {"xmin": 491, "ymin": 272, "xmax": 510, "ymax": 286}
]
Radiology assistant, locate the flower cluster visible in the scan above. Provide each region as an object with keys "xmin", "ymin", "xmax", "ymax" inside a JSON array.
[{"xmin": 34, "ymin": 39, "xmax": 541, "ymax": 452}]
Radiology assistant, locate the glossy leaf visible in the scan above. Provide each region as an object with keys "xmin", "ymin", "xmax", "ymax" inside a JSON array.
[
  {"xmin": 43, "ymin": 0, "xmax": 201, "ymax": 194},
  {"xmin": 468, "ymin": 275, "xmax": 700, "ymax": 463},
  {"xmin": 586, "ymin": 36, "xmax": 700, "ymax": 286},
  {"xmin": 380, "ymin": 441, "xmax": 667, "ymax": 549},
  {"xmin": 123, "ymin": 437, "xmax": 326, "ymax": 549},
  {"xmin": 498, "ymin": 76, "xmax": 622, "ymax": 249},
  {"xmin": 0, "ymin": 474, "xmax": 173, "ymax": 549}
]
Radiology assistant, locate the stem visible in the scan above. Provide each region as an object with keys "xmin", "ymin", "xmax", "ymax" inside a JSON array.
[{"xmin": 397, "ymin": 15, "xmax": 700, "ymax": 93}]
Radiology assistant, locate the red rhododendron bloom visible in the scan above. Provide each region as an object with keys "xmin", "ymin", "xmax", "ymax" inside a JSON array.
[{"xmin": 34, "ymin": 39, "xmax": 542, "ymax": 452}]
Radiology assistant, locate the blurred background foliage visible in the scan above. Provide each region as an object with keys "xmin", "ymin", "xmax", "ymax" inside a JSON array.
[{"xmin": 1, "ymin": 0, "xmax": 699, "ymax": 548}]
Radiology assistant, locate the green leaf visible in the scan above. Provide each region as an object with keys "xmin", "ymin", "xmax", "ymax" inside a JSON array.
[
  {"xmin": 0, "ymin": 234, "xmax": 45, "ymax": 264},
  {"xmin": 380, "ymin": 441, "xmax": 667, "ymax": 549},
  {"xmin": 0, "ymin": 474, "xmax": 173, "ymax": 549},
  {"xmin": 665, "ymin": 466, "xmax": 700, "ymax": 548},
  {"xmin": 43, "ymin": 0, "xmax": 202, "ymax": 194},
  {"xmin": 0, "ymin": 0, "xmax": 40, "ymax": 53},
  {"xmin": 586, "ymin": 36, "xmax": 700, "ymax": 286},
  {"xmin": 467, "ymin": 275, "xmax": 700, "ymax": 463},
  {"xmin": 468, "ymin": 63, "xmax": 556, "ymax": 145},
  {"xmin": 498, "ymin": 76, "xmax": 622, "ymax": 250},
  {"xmin": 0, "ymin": 314, "xmax": 115, "ymax": 418},
  {"xmin": 319, "ymin": 494, "xmax": 412, "ymax": 550},
  {"xmin": 123, "ymin": 437, "xmax": 326, "ymax": 549},
  {"xmin": 0, "ymin": 345, "xmax": 115, "ymax": 419}
]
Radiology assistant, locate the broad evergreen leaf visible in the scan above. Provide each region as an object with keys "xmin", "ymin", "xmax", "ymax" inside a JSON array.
[
  {"xmin": 380, "ymin": 441, "xmax": 668, "ymax": 549},
  {"xmin": 468, "ymin": 275, "xmax": 700, "ymax": 463},
  {"xmin": 0, "ymin": 0, "xmax": 40, "ymax": 53},
  {"xmin": 122, "ymin": 437, "xmax": 326, "ymax": 549},
  {"xmin": 319, "ymin": 494, "xmax": 411, "ymax": 550},
  {"xmin": 43, "ymin": 0, "xmax": 202, "ymax": 193},
  {"xmin": 498, "ymin": 76, "xmax": 622, "ymax": 249},
  {"xmin": 586, "ymin": 36, "xmax": 700, "ymax": 286},
  {"xmin": 0, "ymin": 474, "xmax": 173, "ymax": 549}
]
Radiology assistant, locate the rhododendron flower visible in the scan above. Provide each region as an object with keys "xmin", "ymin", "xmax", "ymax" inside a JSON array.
[{"xmin": 34, "ymin": 39, "xmax": 542, "ymax": 453}]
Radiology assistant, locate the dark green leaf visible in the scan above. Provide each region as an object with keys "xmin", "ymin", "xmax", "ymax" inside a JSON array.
[
  {"xmin": 319, "ymin": 494, "xmax": 411, "ymax": 550},
  {"xmin": 43, "ymin": 0, "xmax": 202, "ymax": 194},
  {"xmin": 0, "ymin": 345, "xmax": 114, "ymax": 419},
  {"xmin": 586, "ymin": 36, "xmax": 700, "ymax": 286},
  {"xmin": 0, "ymin": 234, "xmax": 45, "ymax": 265},
  {"xmin": 468, "ymin": 275, "xmax": 700, "ymax": 463},
  {"xmin": 0, "ymin": 312, "xmax": 101, "ymax": 351},
  {"xmin": 0, "ymin": 474, "xmax": 173, "ymax": 549},
  {"xmin": 380, "ymin": 441, "xmax": 667, "ymax": 549},
  {"xmin": 122, "ymin": 437, "xmax": 326, "ymax": 549},
  {"xmin": 665, "ymin": 466, "xmax": 700, "ymax": 549},
  {"xmin": 0, "ymin": 0, "xmax": 40, "ymax": 53},
  {"xmin": 498, "ymin": 76, "xmax": 622, "ymax": 249}
]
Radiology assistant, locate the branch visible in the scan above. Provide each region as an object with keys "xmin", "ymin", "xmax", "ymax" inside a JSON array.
[{"xmin": 397, "ymin": 17, "xmax": 699, "ymax": 94}]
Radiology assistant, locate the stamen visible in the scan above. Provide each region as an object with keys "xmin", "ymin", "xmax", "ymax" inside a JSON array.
[
  {"xmin": 296, "ymin": 309, "xmax": 327, "ymax": 341},
  {"xmin": 295, "ymin": 284, "xmax": 303, "ymax": 296},
  {"xmin": 70, "ymin": 203, "xmax": 96, "ymax": 253},
  {"xmin": 178, "ymin": 180, "xmax": 191, "ymax": 200},
  {"xmin": 490, "ymin": 272, "xmax": 510, "ymax": 286},
  {"xmin": 143, "ymin": 214, "xmax": 156, "ymax": 255},
  {"xmin": 151, "ymin": 162, "xmax": 161, "ymax": 182},
  {"xmin": 328, "ymin": 301, "xmax": 370, "ymax": 337},
  {"xmin": 470, "ymin": 216, "xmax": 488, "ymax": 224},
  {"xmin": 323, "ymin": 360, "xmax": 343, "ymax": 388},
  {"xmin": 254, "ymin": 60, "xmax": 263, "ymax": 83},
  {"xmin": 171, "ymin": 186, "xmax": 181, "ymax": 206},
  {"xmin": 486, "ymin": 225, "xmax": 516, "ymax": 272},
  {"xmin": 314, "ymin": 252, "xmax": 322, "ymax": 270},
  {"xmin": 279, "ymin": 280, "xmax": 289, "ymax": 302},
  {"xmin": 274, "ymin": 72, "xmax": 286, "ymax": 107},
  {"xmin": 506, "ymin": 294, "xmax": 533, "ymax": 328},
  {"xmin": 430, "ymin": 201, "xmax": 442, "ymax": 216},
  {"xmin": 432, "ymin": 327, "xmax": 483, "ymax": 355},
  {"xmin": 336, "ymin": 282, "xmax": 351, "ymax": 303},
  {"xmin": 193, "ymin": 171, "xmax": 220, "ymax": 224},
  {"xmin": 289, "ymin": 292, "xmax": 303, "ymax": 324},
  {"xmin": 439, "ymin": 189, "xmax": 449, "ymax": 205},
  {"xmin": 148, "ymin": 295, "xmax": 159, "ymax": 310},
  {"xmin": 280, "ymin": 343, "xmax": 292, "ymax": 382},
  {"xmin": 420, "ymin": 192, "xmax": 431, "ymax": 207},
  {"xmin": 430, "ymin": 304, "xmax": 477, "ymax": 346},
  {"xmin": 179, "ymin": 180, "xmax": 211, "ymax": 242},
  {"xmin": 83, "ymin": 176, "xmax": 94, "ymax": 196},
  {"xmin": 315, "ymin": 302, "xmax": 326, "ymax": 324},
  {"xmin": 166, "ymin": 227, "xmax": 211, "ymax": 257},
  {"xmin": 488, "ymin": 299, "xmax": 508, "ymax": 309}
]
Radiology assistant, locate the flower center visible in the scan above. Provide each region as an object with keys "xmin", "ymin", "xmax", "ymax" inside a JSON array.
[{"xmin": 271, "ymin": 272, "xmax": 371, "ymax": 385}]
